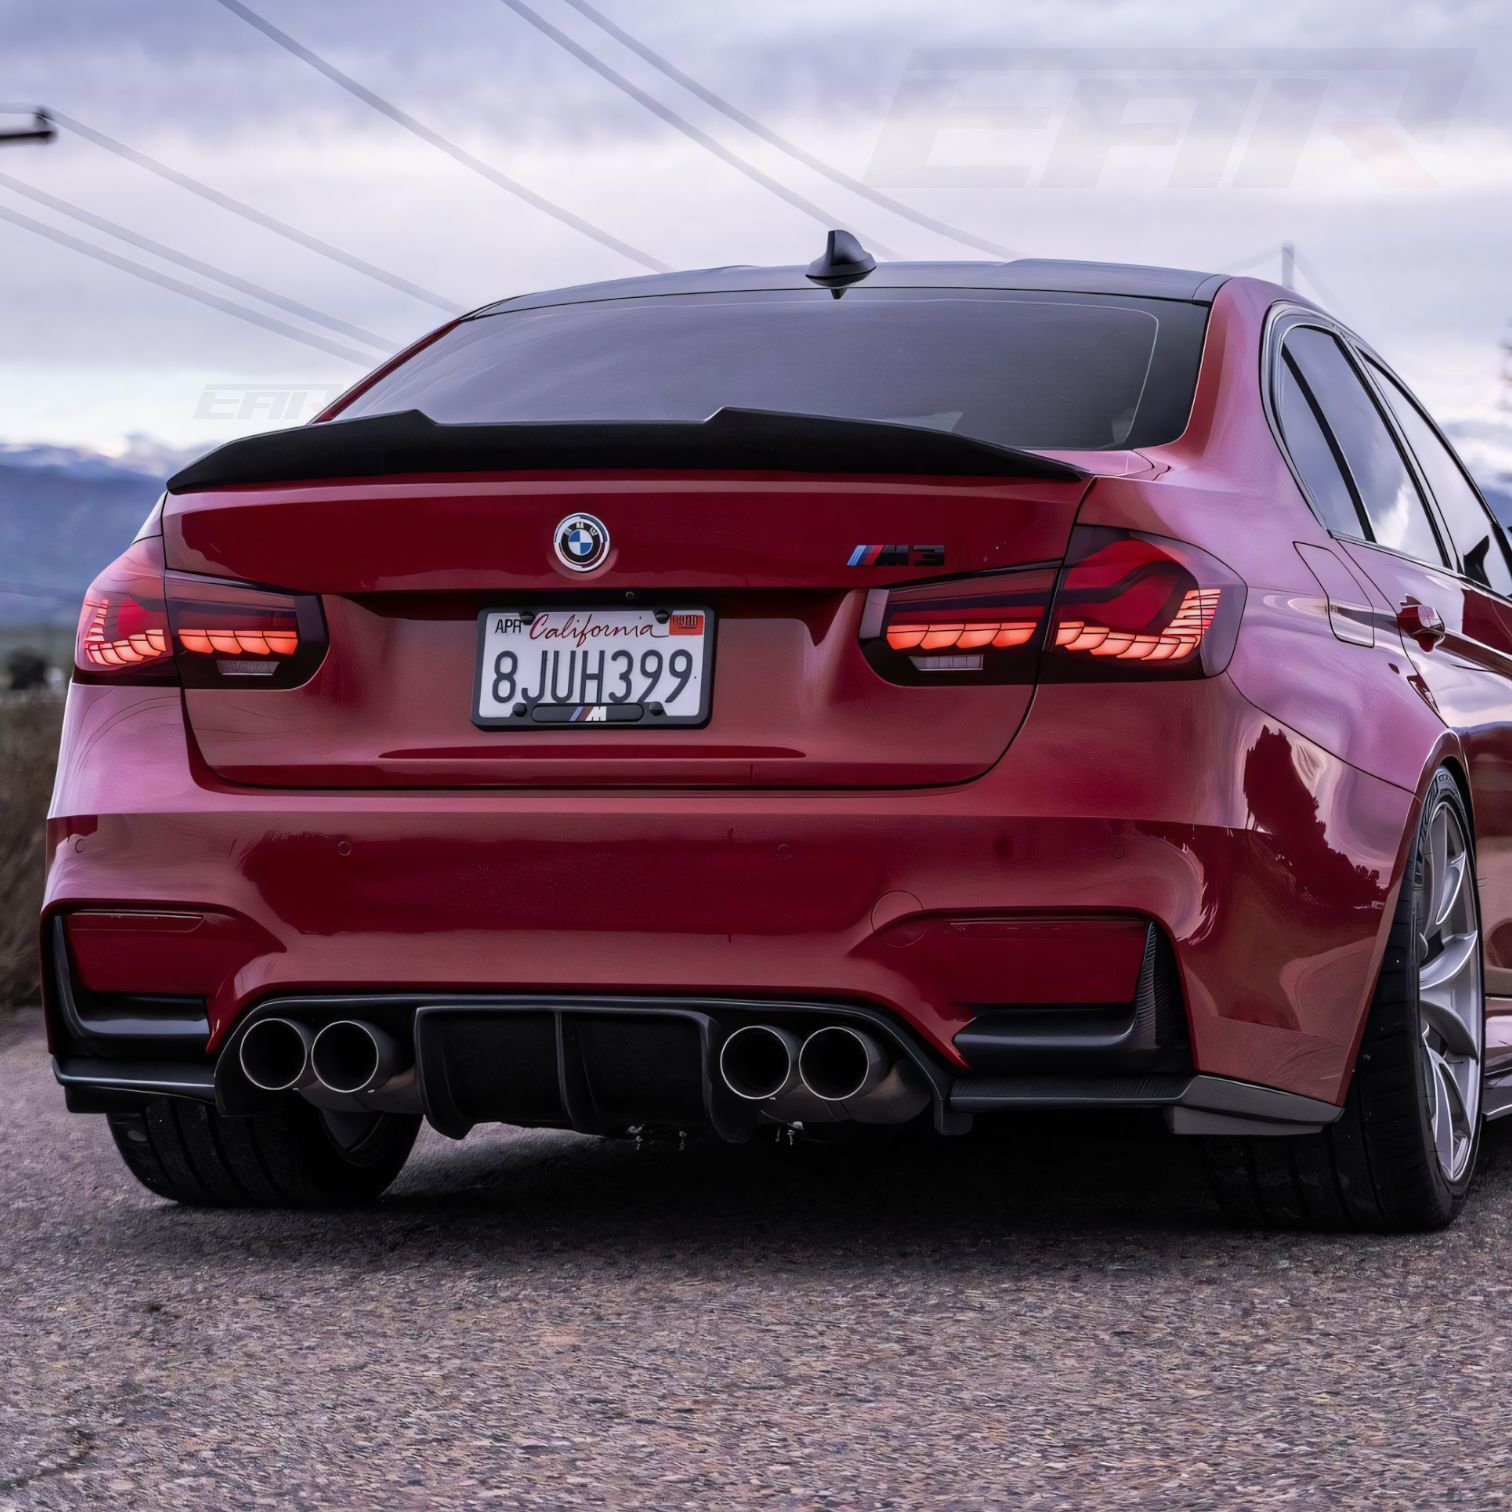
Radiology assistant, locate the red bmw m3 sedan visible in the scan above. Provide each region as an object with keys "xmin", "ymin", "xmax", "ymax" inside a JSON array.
[{"xmin": 43, "ymin": 240, "xmax": 1512, "ymax": 1229}]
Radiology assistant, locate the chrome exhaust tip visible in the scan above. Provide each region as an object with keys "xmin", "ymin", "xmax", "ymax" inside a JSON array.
[
  {"xmin": 718, "ymin": 1024, "xmax": 804, "ymax": 1101},
  {"xmin": 310, "ymin": 1020, "xmax": 402, "ymax": 1096},
  {"xmin": 798, "ymin": 1026, "xmax": 890, "ymax": 1102},
  {"xmin": 239, "ymin": 1017, "xmax": 316, "ymax": 1093}
]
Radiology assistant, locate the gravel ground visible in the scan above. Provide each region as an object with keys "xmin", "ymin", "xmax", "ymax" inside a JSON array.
[{"xmin": 4, "ymin": 1010, "xmax": 1512, "ymax": 1510}]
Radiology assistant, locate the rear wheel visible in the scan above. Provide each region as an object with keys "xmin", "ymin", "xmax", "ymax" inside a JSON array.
[
  {"xmin": 107, "ymin": 1096, "xmax": 420, "ymax": 1207},
  {"xmin": 1208, "ymin": 767, "xmax": 1484, "ymax": 1231}
]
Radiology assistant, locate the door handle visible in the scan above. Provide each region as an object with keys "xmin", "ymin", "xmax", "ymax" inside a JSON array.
[{"xmin": 1398, "ymin": 604, "xmax": 1446, "ymax": 650}]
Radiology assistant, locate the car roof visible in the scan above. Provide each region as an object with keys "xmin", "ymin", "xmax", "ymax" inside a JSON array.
[{"xmin": 474, "ymin": 259, "xmax": 1227, "ymax": 317}]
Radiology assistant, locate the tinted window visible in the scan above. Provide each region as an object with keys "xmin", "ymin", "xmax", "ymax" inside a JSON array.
[
  {"xmin": 1369, "ymin": 362, "xmax": 1512, "ymax": 597},
  {"xmin": 338, "ymin": 289, "xmax": 1210, "ymax": 451},
  {"xmin": 1283, "ymin": 327, "xmax": 1445, "ymax": 565},
  {"xmin": 1276, "ymin": 354, "xmax": 1366, "ymax": 536}
]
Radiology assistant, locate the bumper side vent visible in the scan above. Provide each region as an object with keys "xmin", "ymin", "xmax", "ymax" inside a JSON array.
[
  {"xmin": 952, "ymin": 922, "xmax": 1192, "ymax": 1075},
  {"xmin": 48, "ymin": 917, "xmax": 210, "ymax": 1059}
]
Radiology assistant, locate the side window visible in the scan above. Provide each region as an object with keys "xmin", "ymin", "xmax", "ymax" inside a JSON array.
[
  {"xmin": 1275, "ymin": 354, "xmax": 1368, "ymax": 537},
  {"xmin": 1283, "ymin": 327, "xmax": 1446, "ymax": 566},
  {"xmin": 1368, "ymin": 361, "xmax": 1512, "ymax": 598}
]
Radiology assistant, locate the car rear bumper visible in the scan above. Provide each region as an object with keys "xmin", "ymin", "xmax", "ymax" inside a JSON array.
[
  {"xmin": 53, "ymin": 989, "xmax": 1345, "ymax": 1140},
  {"xmin": 43, "ymin": 676, "xmax": 1414, "ymax": 1121}
]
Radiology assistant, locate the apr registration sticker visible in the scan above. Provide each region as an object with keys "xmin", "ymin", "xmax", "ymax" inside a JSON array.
[{"xmin": 472, "ymin": 606, "xmax": 714, "ymax": 729}]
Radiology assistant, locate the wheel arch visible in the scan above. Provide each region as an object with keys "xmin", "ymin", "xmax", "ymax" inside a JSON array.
[{"xmin": 1334, "ymin": 737, "xmax": 1474, "ymax": 1099}]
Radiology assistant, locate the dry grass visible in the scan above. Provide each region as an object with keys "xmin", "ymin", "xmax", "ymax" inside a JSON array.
[{"xmin": 0, "ymin": 692, "xmax": 65, "ymax": 1008}]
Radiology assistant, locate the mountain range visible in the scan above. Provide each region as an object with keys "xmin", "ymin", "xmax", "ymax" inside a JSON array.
[{"xmin": 0, "ymin": 441, "xmax": 201, "ymax": 627}]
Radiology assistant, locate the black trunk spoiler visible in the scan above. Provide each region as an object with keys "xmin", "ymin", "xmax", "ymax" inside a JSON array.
[{"xmin": 166, "ymin": 407, "xmax": 1089, "ymax": 492}]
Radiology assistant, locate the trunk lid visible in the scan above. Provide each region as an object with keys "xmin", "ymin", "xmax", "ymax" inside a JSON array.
[{"xmin": 164, "ymin": 469, "xmax": 1090, "ymax": 788}]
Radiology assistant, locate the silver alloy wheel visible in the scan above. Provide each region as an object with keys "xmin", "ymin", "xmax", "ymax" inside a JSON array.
[{"xmin": 1416, "ymin": 794, "xmax": 1483, "ymax": 1183}]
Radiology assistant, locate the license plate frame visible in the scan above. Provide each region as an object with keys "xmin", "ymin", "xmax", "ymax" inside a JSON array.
[{"xmin": 472, "ymin": 605, "xmax": 715, "ymax": 730}]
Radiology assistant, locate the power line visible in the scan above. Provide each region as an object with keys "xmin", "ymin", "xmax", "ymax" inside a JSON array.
[
  {"xmin": 496, "ymin": 0, "xmax": 896, "ymax": 258},
  {"xmin": 557, "ymin": 0, "xmax": 1019, "ymax": 260},
  {"xmin": 0, "ymin": 202, "xmax": 372, "ymax": 364},
  {"xmin": 0, "ymin": 580, "xmax": 77, "ymax": 601},
  {"xmin": 1217, "ymin": 242, "xmax": 1357, "ymax": 326},
  {"xmin": 0, "ymin": 170, "xmax": 396, "ymax": 350},
  {"xmin": 1220, "ymin": 246, "xmax": 1285, "ymax": 276},
  {"xmin": 1288, "ymin": 248, "xmax": 1349, "ymax": 320},
  {"xmin": 212, "ymin": 0, "xmax": 671, "ymax": 274},
  {"xmin": 48, "ymin": 110, "xmax": 466, "ymax": 314}
]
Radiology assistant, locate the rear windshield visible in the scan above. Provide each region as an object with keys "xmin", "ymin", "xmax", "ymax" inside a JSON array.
[{"xmin": 337, "ymin": 288, "xmax": 1211, "ymax": 451}]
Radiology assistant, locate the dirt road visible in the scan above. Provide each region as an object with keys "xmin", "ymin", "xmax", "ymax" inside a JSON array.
[{"xmin": 3, "ymin": 1010, "xmax": 1509, "ymax": 1509}]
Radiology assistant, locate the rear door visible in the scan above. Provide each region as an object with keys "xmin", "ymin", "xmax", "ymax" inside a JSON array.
[
  {"xmin": 1363, "ymin": 358, "xmax": 1512, "ymax": 1076},
  {"xmin": 1279, "ymin": 322, "xmax": 1512, "ymax": 1073}
]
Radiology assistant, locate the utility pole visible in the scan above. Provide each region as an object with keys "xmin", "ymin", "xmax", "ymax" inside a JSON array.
[
  {"xmin": 1280, "ymin": 243, "xmax": 1295, "ymax": 290},
  {"xmin": 0, "ymin": 108, "xmax": 55, "ymax": 145}
]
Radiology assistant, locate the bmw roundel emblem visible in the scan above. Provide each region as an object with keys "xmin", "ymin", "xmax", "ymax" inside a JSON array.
[{"xmin": 553, "ymin": 512, "xmax": 610, "ymax": 573}]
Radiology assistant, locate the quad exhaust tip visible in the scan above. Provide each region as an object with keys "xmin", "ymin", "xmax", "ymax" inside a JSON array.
[
  {"xmin": 244, "ymin": 1013, "xmax": 901, "ymax": 1113},
  {"xmin": 239, "ymin": 1017, "xmax": 403, "ymax": 1096},
  {"xmin": 239, "ymin": 1017, "xmax": 317, "ymax": 1093},
  {"xmin": 310, "ymin": 1020, "xmax": 401, "ymax": 1096},
  {"xmin": 718, "ymin": 1022, "xmax": 893, "ymax": 1104},
  {"xmin": 719, "ymin": 1024, "xmax": 803, "ymax": 1101},
  {"xmin": 798, "ymin": 1025, "xmax": 889, "ymax": 1102}
]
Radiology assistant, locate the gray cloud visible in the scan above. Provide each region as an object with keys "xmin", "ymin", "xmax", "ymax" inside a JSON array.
[{"xmin": 0, "ymin": 0, "xmax": 1509, "ymax": 450}]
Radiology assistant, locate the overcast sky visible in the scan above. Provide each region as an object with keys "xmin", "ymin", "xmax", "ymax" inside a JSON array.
[{"xmin": 1, "ymin": 0, "xmax": 1508, "ymax": 456}]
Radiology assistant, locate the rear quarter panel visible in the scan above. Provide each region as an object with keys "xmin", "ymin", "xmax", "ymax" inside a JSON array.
[{"xmin": 1089, "ymin": 277, "xmax": 1448, "ymax": 796}]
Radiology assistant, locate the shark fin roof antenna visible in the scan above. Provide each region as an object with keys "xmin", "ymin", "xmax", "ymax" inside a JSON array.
[{"xmin": 805, "ymin": 230, "xmax": 876, "ymax": 298}]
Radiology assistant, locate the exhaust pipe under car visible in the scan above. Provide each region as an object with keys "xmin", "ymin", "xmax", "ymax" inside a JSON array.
[
  {"xmin": 239, "ymin": 1017, "xmax": 317, "ymax": 1093},
  {"xmin": 719, "ymin": 1021, "xmax": 907, "ymax": 1112},
  {"xmin": 718, "ymin": 1024, "xmax": 804, "ymax": 1101},
  {"xmin": 310, "ymin": 1020, "xmax": 403, "ymax": 1096},
  {"xmin": 798, "ymin": 1025, "xmax": 890, "ymax": 1102}
]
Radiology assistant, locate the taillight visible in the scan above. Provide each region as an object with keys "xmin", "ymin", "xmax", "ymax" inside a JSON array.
[
  {"xmin": 857, "ymin": 529, "xmax": 1244, "ymax": 686},
  {"xmin": 74, "ymin": 539, "xmax": 327, "ymax": 688},
  {"xmin": 74, "ymin": 536, "xmax": 176, "ymax": 685},
  {"xmin": 860, "ymin": 565, "xmax": 1057, "ymax": 684},
  {"xmin": 166, "ymin": 573, "xmax": 328, "ymax": 688},
  {"xmin": 1041, "ymin": 528, "xmax": 1245, "ymax": 681}
]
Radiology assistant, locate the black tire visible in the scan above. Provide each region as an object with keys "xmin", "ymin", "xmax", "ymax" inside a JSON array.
[
  {"xmin": 1207, "ymin": 767, "xmax": 1484, "ymax": 1232},
  {"xmin": 107, "ymin": 1096, "xmax": 421, "ymax": 1208}
]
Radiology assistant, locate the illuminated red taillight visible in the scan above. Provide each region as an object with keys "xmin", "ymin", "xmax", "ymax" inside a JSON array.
[
  {"xmin": 860, "ymin": 566, "xmax": 1056, "ymax": 684},
  {"xmin": 858, "ymin": 529, "xmax": 1244, "ymax": 686},
  {"xmin": 166, "ymin": 573, "xmax": 328, "ymax": 688},
  {"xmin": 1052, "ymin": 586, "xmax": 1219, "ymax": 660},
  {"xmin": 73, "ymin": 537, "xmax": 177, "ymax": 684},
  {"xmin": 79, "ymin": 598, "xmax": 171, "ymax": 665},
  {"xmin": 1041, "ymin": 529, "xmax": 1244, "ymax": 681},
  {"xmin": 885, "ymin": 620, "xmax": 1039, "ymax": 651},
  {"xmin": 177, "ymin": 626, "xmax": 299, "ymax": 656},
  {"xmin": 74, "ymin": 538, "xmax": 327, "ymax": 688}
]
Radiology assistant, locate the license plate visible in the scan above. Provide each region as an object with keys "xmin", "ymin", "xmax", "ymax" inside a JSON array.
[{"xmin": 473, "ymin": 606, "xmax": 714, "ymax": 728}]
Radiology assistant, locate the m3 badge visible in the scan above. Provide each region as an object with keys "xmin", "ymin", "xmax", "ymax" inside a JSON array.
[{"xmin": 848, "ymin": 545, "xmax": 946, "ymax": 567}]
